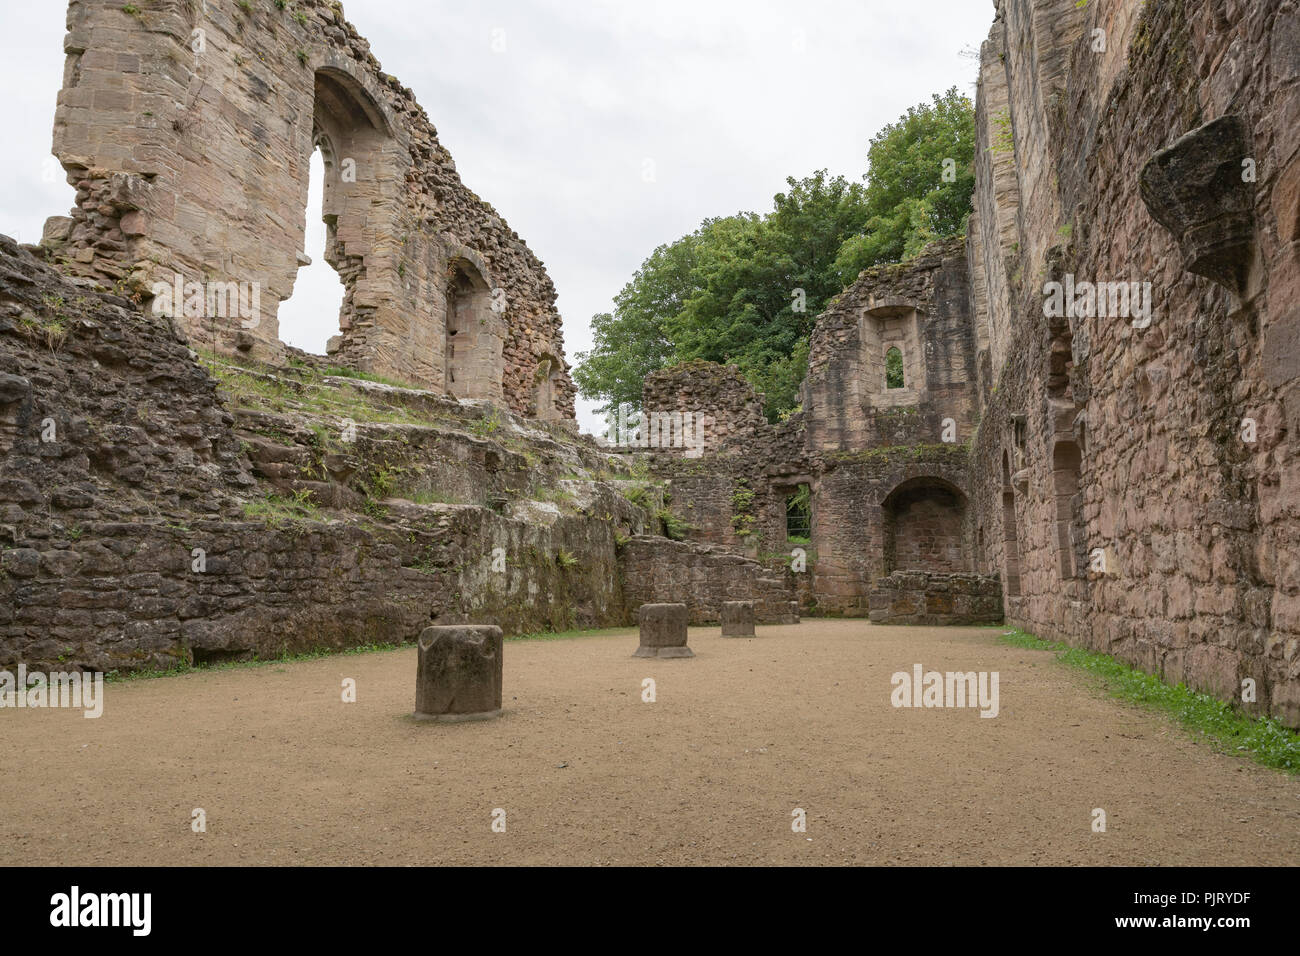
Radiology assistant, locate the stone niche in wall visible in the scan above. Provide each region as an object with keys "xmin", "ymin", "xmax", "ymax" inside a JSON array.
[
  {"xmin": 443, "ymin": 255, "xmax": 504, "ymax": 403},
  {"xmin": 532, "ymin": 353, "xmax": 566, "ymax": 421},
  {"xmin": 881, "ymin": 476, "xmax": 971, "ymax": 574},
  {"xmin": 859, "ymin": 303, "xmax": 926, "ymax": 408}
]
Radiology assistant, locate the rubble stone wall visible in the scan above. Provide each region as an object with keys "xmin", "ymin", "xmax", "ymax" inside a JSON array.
[
  {"xmin": 619, "ymin": 536, "xmax": 800, "ymax": 626},
  {"xmin": 640, "ymin": 360, "xmax": 769, "ymax": 455},
  {"xmin": 0, "ymin": 238, "xmax": 610, "ymax": 672},
  {"xmin": 640, "ymin": 248, "xmax": 980, "ymax": 621},
  {"xmin": 868, "ymin": 572, "xmax": 1004, "ymax": 626},
  {"xmin": 803, "ymin": 238, "xmax": 979, "ymax": 454}
]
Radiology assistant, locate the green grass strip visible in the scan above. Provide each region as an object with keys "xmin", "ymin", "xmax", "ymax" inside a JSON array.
[{"xmin": 999, "ymin": 627, "xmax": 1300, "ymax": 774}]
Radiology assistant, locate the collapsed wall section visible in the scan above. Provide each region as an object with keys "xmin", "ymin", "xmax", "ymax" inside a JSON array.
[
  {"xmin": 869, "ymin": 572, "xmax": 1004, "ymax": 627},
  {"xmin": 0, "ymin": 237, "xmax": 617, "ymax": 672},
  {"xmin": 619, "ymin": 536, "xmax": 800, "ymax": 626}
]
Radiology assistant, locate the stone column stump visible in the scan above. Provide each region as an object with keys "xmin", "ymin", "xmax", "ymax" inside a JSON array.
[
  {"xmin": 634, "ymin": 603, "xmax": 693, "ymax": 658},
  {"xmin": 720, "ymin": 601, "xmax": 756, "ymax": 637},
  {"xmin": 414, "ymin": 625, "xmax": 503, "ymax": 721}
]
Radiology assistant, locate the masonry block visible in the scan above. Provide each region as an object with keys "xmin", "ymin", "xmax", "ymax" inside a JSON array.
[
  {"xmin": 635, "ymin": 603, "xmax": 693, "ymax": 659},
  {"xmin": 414, "ymin": 625, "xmax": 503, "ymax": 722}
]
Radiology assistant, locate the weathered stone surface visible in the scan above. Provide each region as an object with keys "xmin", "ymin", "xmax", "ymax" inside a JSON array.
[
  {"xmin": 868, "ymin": 572, "xmax": 1004, "ymax": 626},
  {"xmin": 1139, "ymin": 115, "xmax": 1256, "ymax": 295},
  {"xmin": 720, "ymin": 601, "xmax": 755, "ymax": 637},
  {"xmin": 414, "ymin": 625, "xmax": 503, "ymax": 721},
  {"xmin": 635, "ymin": 603, "xmax": 693, "ymax": 659},
  {"xmin": 802, "ymin": 238, "xmax": 977, "ymax": 454},
  {"xmin": 961, "ymin": 0, "xmax": 1299, "ymax": 727},
  {"xmin": 42, "ymin": 0, "xmax": 575, "ymax": 420},
  {"xmin": 639, "ymin": 362, "xmax": 767, "ymax": 456},
  {"xmin": 1, "ymin": 0, "xmax": 1296, "ymax": 733},
  {"xmin": 0, "ymin": 236, "xmax": 642, "ymax": 674},
  {"xmin": 625, "ymin": 1, "xmax": 1300, "ymax": 730},
  {"xmin": 621, "ymin": 536, "xmax": 800, "ymax": 624}
]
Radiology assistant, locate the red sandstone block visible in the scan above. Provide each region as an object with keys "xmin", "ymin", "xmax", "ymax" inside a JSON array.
[{"xmin": 1275, "ymin": 154, "xmax": 1300, "ymax": 245}]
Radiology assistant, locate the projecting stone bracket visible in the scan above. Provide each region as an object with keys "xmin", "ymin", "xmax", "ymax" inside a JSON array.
[{"xmin": 1138, "ymin": 114, "xmax": 1256, "ymax": 296}]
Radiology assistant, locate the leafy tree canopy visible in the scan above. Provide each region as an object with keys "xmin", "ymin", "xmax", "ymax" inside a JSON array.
[
  {"xmin": 833, "ymin": 87, "xmax": 976, "ymax": 283},
  {"xmin": 573, "ymin": 87, "xmax": 974, "ymax": 424}
]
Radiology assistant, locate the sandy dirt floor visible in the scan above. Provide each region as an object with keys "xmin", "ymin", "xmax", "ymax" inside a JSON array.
[{"xmin": 1, "ymin": 619, "xmax": 1297, "ymax": 866}]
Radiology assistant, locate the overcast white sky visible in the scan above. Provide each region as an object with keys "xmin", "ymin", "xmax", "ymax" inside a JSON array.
[{"xmin": 0, "ymin": 0, "xmax": 991, "ymax": 434}]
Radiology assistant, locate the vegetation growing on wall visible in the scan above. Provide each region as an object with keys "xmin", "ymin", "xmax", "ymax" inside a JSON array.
[{"xmin": 731, "ymin": 479, "xmax": 758, "ymax": 539}]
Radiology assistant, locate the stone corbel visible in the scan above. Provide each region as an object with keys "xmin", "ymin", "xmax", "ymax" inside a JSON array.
[{"xmin": 1138, "ymin": 114, "xmax": 1256, "ymax": 297}]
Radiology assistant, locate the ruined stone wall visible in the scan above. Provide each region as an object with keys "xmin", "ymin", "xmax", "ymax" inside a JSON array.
[
  {"xmin": 809, "ymin": 447, "xmax": 973, "ymax": 616},
  {"xmin": 640, "ymin": 321, "xmax": 980, "ymax": 618},
  {"xmin": 868, "ymin": 572, "xmax": 1004, "ymax": 626},
  {"xmin": 619, "ymin": 536, "xmax": 800, "ymax": 626},
  {"xmin": 802, "ymin": 238, "xmax": 979, "ymax": 454},
  {"xmin": 640, "ymin": 360, "xmax": 769, "ymax": 455},
  {"xmin": 41, "ymin": 0, "xmax": 575, "ymax": 420},
  {"xmin": 0, "ymin": 238, "xmax": 617, "ymax": 672},
  {"xmin": 966, "ymin": 0, "xmax": 1300, "ymax": 725},
  {"xmin": 656, "ymin": 470, "xmax": 740, "ymax": 547}
]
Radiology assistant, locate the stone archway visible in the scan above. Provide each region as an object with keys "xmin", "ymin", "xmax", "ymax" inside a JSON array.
[
  {"xmin": 881, "ymin": 476, "xmax": 970, "ymax": 574},
  {"xmin": 533, "ymin": 353, "xmax": 565, "ymax": 420},
  {"xmin": 444, "ymin": 257, "xmax": 498, "ymax": 400},
  {"xmin": 294, "ymin": 67, "xmax": 399, "ymax": 370}
]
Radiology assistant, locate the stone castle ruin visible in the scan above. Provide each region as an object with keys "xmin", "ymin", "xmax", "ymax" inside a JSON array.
[
  {"xmin": 636, "ymin": 0, "xmax": 1300, "ymax": 726},
  {"xmin": 1, "ymin": 0, "xmax": 1297, "ymax": 729},
  {"xmin": 41, "ymin": 0, "xmax": 575, "ymax": 418}
]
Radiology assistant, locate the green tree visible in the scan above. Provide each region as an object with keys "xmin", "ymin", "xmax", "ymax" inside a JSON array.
[
  {"xmin": 668, "ymin": 173, "xmax": 870, "ymax": 420},
  {"xmin": 885, "ymin": 346, "xmax": 904, "ymax": 389},
  {"xmin": 574, "ymin": 89, "xmax": 975, "ymax": 423},
  {"xmin": 833, "ymin": 87, "xmax": 975, "ymax": 283},
  {"xmin": 577, "ymin": 173, "xmax": 868, "ymax": 421}
]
